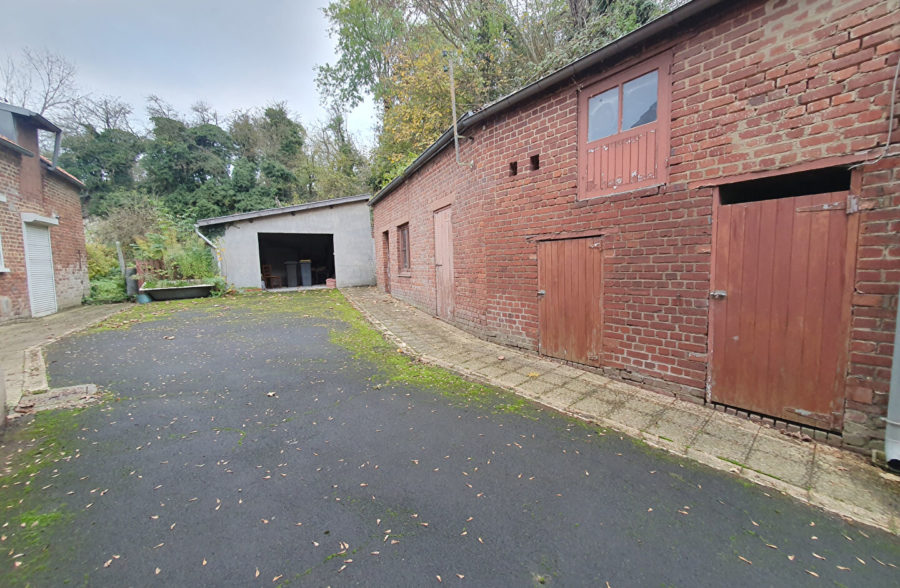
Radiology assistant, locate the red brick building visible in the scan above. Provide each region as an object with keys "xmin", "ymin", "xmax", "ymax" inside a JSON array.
[
  {"xmin": 0, "ymin": 103, "xmax": 89, "ymax": 321},
  {"xmin": 370, "ymin": 0, "xmax": 900, "ymax": 454}
]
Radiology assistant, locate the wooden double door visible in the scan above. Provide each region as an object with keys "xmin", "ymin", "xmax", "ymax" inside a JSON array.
[{"xmin": 709, "ymin": 191, "xmax": 858, "ymax": 430}]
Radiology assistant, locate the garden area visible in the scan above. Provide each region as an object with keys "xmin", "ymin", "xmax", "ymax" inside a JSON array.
[{"xmin": 85, "ymin": 194, "xmax": 228, "ymax": 304}]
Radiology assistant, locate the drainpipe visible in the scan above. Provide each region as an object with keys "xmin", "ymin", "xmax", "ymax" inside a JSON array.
[
  {"xmin": 887, "ymin": 296, "xmax": 900, "ymax": 470},
  {"xmin": 194, "ymin": 224, "xmax": 223, "ymax": 276}
]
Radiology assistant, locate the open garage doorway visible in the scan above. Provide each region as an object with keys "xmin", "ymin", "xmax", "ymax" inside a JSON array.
[{"xmin": 257, "ymin": 233, "xmax": 335, "ymax": 288}]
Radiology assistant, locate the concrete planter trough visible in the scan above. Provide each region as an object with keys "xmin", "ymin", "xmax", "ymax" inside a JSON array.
[{"xmin": 140, "ymin": 284, "xmax": 214, "ymax": 301}]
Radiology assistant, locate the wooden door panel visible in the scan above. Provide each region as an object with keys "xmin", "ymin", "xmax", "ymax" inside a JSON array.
[
  {"xmin": 538, "ymin": 237, "xmax": 603, "ymax": 366},
  {"xmin": 710, "ymin": 192, "xmax": 855, "ymax": 430},
  {"xmin": 434, "ymin": 207, "xmax": 454, "ymax": 319}
]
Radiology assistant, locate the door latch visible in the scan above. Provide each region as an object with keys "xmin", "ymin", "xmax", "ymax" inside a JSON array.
[
  {"xmin": 537, "ymin": 290, "xmax": 546, "ymax": 296},
  {"xmin": 709, "ymin": 290, "xmax": 727, "ymax": 300}
]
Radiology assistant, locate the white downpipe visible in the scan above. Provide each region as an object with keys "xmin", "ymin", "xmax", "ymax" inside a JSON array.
[
  {"xmin": 194, "ymin": 225, "xmax": 223, "ymax": 277},
  {"xmin": 886, "ymin": 296, "xmax": 900, "ymax": 469}
]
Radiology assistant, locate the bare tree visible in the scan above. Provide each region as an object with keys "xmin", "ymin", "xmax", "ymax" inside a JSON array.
[
  {"xmin": 191, "ymin": 101, "xmax": 220, "ymax": 126},
  {"xmin": 69, "ymin": 95, "xmax": 136, "ymax": 133},
  {"xmin": 146, "ymin": 94, "xmax": 182, "ymax": 120},
  {"xmin": 0, "ymin": 47, "xmax": 80, "ymax": 117}
]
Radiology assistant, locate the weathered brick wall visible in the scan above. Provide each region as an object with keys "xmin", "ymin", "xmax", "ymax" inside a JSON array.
[
  {"xmin": 43, "ymin": 173, "xmax": 89, "ymax": 309},
  {"xmin": 0, "ymin": 135, "xmax": 88, "ymax": 322},
  {"xmin": 372, "ymin": 0, "xmax": 900, "ymax": 451},
  {"xmin": 0, "ymin": 148, "xmax": 31, "ymax": 319}
]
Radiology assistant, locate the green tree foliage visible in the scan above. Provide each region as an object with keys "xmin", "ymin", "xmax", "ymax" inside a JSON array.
[
  {"xmin": 310, "ymin": 108, "xmax": 370, "ymax": 197},
  {"xmin": 58, "ymin": 127, "xmax": 144, "ymax": 215},
  {"xmin": 319, "ymin": 0, "xmax": 670, "ymax": 189}
]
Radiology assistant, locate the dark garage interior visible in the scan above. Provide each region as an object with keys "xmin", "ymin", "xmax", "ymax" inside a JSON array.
[{"xmin": 257, "ymin": 233, "xmax": 335, "ymax": 288}]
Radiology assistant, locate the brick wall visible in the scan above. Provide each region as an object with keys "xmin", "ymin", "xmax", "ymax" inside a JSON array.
[
  {"xmin": 372, "ymin": 0, "xmax": 900, "ymax": 452},
  {"xmin": 0, "ymin": 126, "xmax": 88, "ymax": 322}
]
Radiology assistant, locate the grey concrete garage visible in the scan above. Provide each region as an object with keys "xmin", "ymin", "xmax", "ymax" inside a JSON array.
[{"xmin": 197, "ymin": 194, "xmax": 375, "ymax": 289}]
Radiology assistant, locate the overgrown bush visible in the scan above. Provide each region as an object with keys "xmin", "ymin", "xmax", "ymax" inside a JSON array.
[
  {"xmin": 88, "ymin": 276, "xmax": 127, "ymax": 303},
  {"xmin": 86, "ymin": 242, "xmax": 119, "ymax": 280},
  {"xmin": 133, "ymin": 215, "xmax": 216, "ymax": 283}
]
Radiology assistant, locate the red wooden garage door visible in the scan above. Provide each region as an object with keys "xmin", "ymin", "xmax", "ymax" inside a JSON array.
[
  {"xmin": 538, "ymin": 237, "xmax": 603, "ymax": 367},
  {"xmin": 709, "ymin": 191, "xmax": 858, "ymax": 430}
]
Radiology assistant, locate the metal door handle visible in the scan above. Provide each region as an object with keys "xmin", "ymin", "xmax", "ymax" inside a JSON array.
[
  {"xmin": 537, "ymin": 290, "xmax": 546, "ymax": 296},
  {"xmin": 710, "ymin": 290, "xmax": 727, "ymax": 300}
]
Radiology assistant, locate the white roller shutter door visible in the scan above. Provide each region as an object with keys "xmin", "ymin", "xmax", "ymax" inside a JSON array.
[{"xmin": 25, "ymin": 222, "xmax": 57, "ymax": 317}]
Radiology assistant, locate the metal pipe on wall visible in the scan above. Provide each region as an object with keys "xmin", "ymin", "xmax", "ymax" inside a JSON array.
[{"xmin": 886, "ymin": 295, "xmax": 900, "ymax": 470}]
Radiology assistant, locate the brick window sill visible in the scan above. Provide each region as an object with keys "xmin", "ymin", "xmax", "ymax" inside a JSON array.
[
  {"xmin": 0, "ymin": 267, "xmax": 10, "ymax": 273},
  {"xmin": 397, "ymin": 271, "xmax": 412, "ymax": 278}
]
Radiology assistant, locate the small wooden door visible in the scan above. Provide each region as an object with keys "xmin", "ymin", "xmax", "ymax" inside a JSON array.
[
  {"xmin": 434, "ymin": 206, "xmax": 454, "ymax": 319},
  {"xmin": 382, "ymin": 231, "xmax": 391, "ymax": 293},
  {"xmin": 709, "ymin": 191, "xmax": 858, "ymax": 430},
  {"xmin": 537, "ymin": 237, "xmax": 603, "ymax": 366},
  {"xmin": 24, "ymin": 223, "xmax": 57, "ymax": 317}
]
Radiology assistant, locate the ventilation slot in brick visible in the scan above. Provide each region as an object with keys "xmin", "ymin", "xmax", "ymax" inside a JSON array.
[
  {"xmin": 530, "ymin": 154, "xmax": 540, "ymax": 170},
  {"xmin": 509, "ymin": 161, "xmax": 518, "ymax": 176}
]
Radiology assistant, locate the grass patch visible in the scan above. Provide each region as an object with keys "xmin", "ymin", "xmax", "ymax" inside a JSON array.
[{"xmin": 0, "ymin": 408, "xmax": 86, "ymax": 584}]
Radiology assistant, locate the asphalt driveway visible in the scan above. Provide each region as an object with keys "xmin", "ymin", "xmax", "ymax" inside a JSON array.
[{"xmin": 1, "ymin": 291, "xmax": 898, "ymax": 586}]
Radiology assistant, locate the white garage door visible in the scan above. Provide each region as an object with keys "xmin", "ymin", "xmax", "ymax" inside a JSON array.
[{"xmin": 25, "ymin": 222, "xmax": 57, "ymax": 317}]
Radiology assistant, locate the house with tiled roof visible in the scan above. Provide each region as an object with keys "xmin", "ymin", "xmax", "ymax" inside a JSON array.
[{"xmin": 0, "ymin": 102, "xmax": 89, "ymax": 321}]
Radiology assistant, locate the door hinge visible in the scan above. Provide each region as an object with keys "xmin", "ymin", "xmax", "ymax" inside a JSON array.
[
  {"xmin": 846, "ymin": 194, "xmax": 859, "ymax": 215},
  {"xmin": 709, "ymin": 290, "xmax": 727, "ymax": 300}
]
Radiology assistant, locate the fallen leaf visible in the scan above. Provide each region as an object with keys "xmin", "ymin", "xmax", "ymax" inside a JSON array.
[
  {"xmin": 812, "ymin": 553, "xmax": 825, "ymax": 560},
  {"xmin": 805, "ymin": 570, "xmax": 819, "ymax": 578},
  {"xmin": 766, "ymin": 544, "xmax": 778, "ymax": 549},
  {"xmin": 738, "ymin": 556, "xmax": 752, "ymax": 565},
  {"xmin": 457, "ymin": 574, "xmax": 464, "ymax": 579},
  {"xmin": 202, "ymin": 558, "xmax": 207, "ymax": 566},
  {"xmin": 155, "ymin": 567, "xmax": 161, "ymax": 575},
  {"xmin": 153, "ymin": 542, "xmax": 164, "ymax": 549},
  {"xmin": 273, "ymin": 575, "xmax": 282, "ymax": 582},
  {"xmin": 836, "ymin": 565, "xmax": 850, "ymax": 571},
  {"xmin": 371, "ymin": 551, "xmax": 380, "ymax": 555},
  {"xmin": 788, "ymin": 555, "xmax": 796, "ymax": 561},
  {"xmin": 104, "ymin": 559, "xmax": 113, "ymax": 568},
  {"xmin": 255, "ymin": 568, "xmax": 260, "ymax": 578},
  {"xmin": 436, "ymin": 575, "xmax": 442, "ymax": 583}
]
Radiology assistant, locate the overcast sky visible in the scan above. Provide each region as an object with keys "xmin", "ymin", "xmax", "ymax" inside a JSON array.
[{"xmin": 0, "ymin": 0, "xmax": 376, "ymax": 147}]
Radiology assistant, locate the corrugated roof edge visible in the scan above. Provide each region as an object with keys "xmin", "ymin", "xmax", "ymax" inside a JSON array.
[
  {"xmin": 369, "ymin": 0, "xmax": 725, "ymax": 207},
  {"xmin": 196, "ymin": 194, "xmax": 372, "ymax": 227}
]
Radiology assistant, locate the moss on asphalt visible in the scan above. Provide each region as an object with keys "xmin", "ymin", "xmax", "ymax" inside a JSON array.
[{"xmin": 0, "ymin": 408, "xmax": 85, "ymax": 584}]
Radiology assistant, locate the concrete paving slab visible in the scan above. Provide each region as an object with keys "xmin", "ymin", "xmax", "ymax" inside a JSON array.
[
  {"xmin": 810, "ymin": 447, "xmax": 900, "ymax": 521},
  {"xmin": 646, "ymin": 404, "xmax": 711, "ymax": 452},
  {"xmin": 517, "ymin": 377, "xmax": 558, "ymax": 398},
  {"xmin": 691, "ymin": 415, "xmax": 758, "ymax": 466},
  {"xmin": 492, "ymin": 370, "xmax": 532, "ymax": 389},
  {"xmin": 570, "ymin": 392, "xmax": 623, "ymax": 422},
  {"xmin": 536, "ymin": 369, "xmax": 575, "ymax": 387},
  {"xmin": 613, "ymin": 402, "xmax": 669, "ymax": 436},
  {"xmin": 540, "ymin": 386, "xmax": 588, "ymax": 411},
  {"xmin": 744, "ymin": 431, "xmax": 815, "ymax": 489},
  {"xmin": 561, "ymin": 377, "xmax": 600, "ymax": 397}
]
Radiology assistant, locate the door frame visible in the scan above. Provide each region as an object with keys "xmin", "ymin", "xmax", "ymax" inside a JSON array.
[
  {"xmin": 22, "ymin": 217, "xmax": 59, "ymax": 318},
  {"xmin": 707, "ymin": 186, "xmax": 860, "ymax": 429}
]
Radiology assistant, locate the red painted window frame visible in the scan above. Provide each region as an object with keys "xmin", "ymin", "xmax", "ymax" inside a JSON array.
[{"xmin": 577, "ymin": 51, "xmax": 672, "ymax": 200}]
